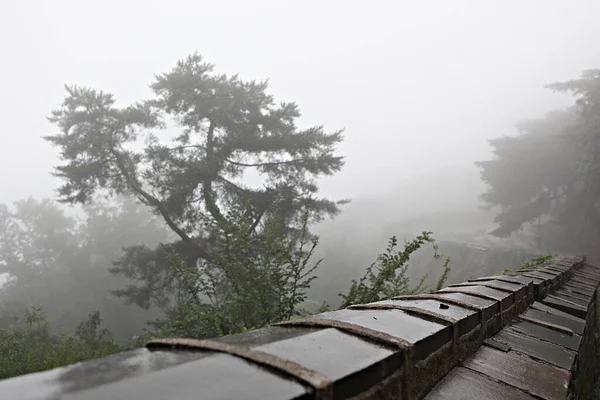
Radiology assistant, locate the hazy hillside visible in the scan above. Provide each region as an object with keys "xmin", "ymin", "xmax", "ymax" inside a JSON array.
[{"xmin": 308, "ymin": 163, "xmax": 536, "ymax": 307}]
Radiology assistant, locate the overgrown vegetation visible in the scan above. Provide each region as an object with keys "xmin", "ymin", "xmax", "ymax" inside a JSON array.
[
  {"xmin": 0, "ymin": 308, "xmax": 119, "ymax": 379},
  {"xmin": 147, "ymin": 204, "xmax": 323, "ymax": 339},
  {"xmin": 340, "ymin": 232, "xmax": 450, "ymax": 307},
  {"xmin": 520, "ymin": 254, "xmax": 553, "ymax": 269},
  {"xmin": 496, "ymin": 254, "xmax": 553, "ymax": 275},
  {"xmin": 0, "ymin": 226, "xmax": 451, "ymax": 380}
]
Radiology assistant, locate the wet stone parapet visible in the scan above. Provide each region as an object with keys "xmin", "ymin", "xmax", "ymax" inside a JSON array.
[
  {"xmin": 0, "ymin": 255, "xmax": 596, "ymax": 400},
  {"xmin": 424, "ymin": 257, "xmax": 600, "ymax": 400}
]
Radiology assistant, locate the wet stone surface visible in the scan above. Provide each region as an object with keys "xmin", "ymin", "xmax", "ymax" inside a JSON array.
[
  {"xmin": 493, "ymin": 329, "xmax": 576, "ymax": 370},
  {"xmin": 493, "ymin": 276, "xmax": 535, "ymax": 292},
  {"xmin": 423, "ymin": 366, "xmax": 537, "ymax": 400},
  {"xmin": 549, "ymin": 293, "xmax": 589, "ymax": 309},
  {"xmin": 541, "ymin": 295, "xmax": 588, "ymax": 319},
  {"xmin": 508, "ymin": 320, "xmax": 581, "ymax": 351},
  {"xmin": 575, "ymin": 265, "xmax": 600, "ymax": 277},
  {"xmin": 257, "ymin": 328, "xmax": 395, "ymax": 379},
  {"xmin": 573, "ymin": 277, "xmax": 599, "ymax": 288},
  {"xmin": 545, "ymin": 263, "xmax": 572, "ymax": 270},
  {"xmin": 371, "ymin": 299, "xmax": 479, "ymax": 335},
  {"xmin": 520, "ymin": 272, "xmax": 551, "ymax": 284},
  {"xmin": 563, "ymin": 282, "xmax": 596, "ymax": 293},
  {"xmin": 369, "ymin": 299, "xmax": 472, "ymax": 319},
  {"xmin": 540, "ymin": 266, "xmax": 569, "ymax": 274},
  {"xmin": 216, "ymin": 326, "xmax": 319, "ymax": 348},
  {"xmin": 438, "ymin": 285, "xmax": 513, "ymax": 309},
  {"xmin": 516, "ymin": 274, "xmax": 545, "ymax": 284},
  {"xmin": 256, "ymin": 328, "xmax": 398, "ymax": 398},
  {"xmin": 473, "ymin": 276, "xmax": 535, "ymax": 298},
  {"xmin": 434, "ymin": 292, "xmax": 499, "ymax": 322},
  {"xmin": 519, "ymin": 274, "xmax": 549, "ymax": 299},
  {"xmin": 524, "ymin": 269, "xmax": 558, "ymax": 279},
  {"xmin": 62, "ymin": 353, "xmax": 311, "ymax": 400},
  {"xmin": 314, "ymin": 309, "xmax": 448, "ymax": 345},
  {"xmin": 567, "ymin": 277, "xmax": 597, "ymax": 290},
  {"xmin": 0, "ymin": 348, "xmax": 211, "ymax": 399},
  {"xmin": 530, "ymin": 301, "xmax": 586, "ymax": 323},
  {"xmin": 449, "ymin": 280, "xmax": 526, "ymax": 301},
  {"xmin": 522, "ymin": 307, "xmax": 585, "ymax": 335},
  {"xmin": 373, "ymin": 299, "xmax": 479, "ymax": 335},
  {"xmin": 564, "ymin": 278, "xmax": 597, "ymax": 290},
  {"xmin": 573, "ymin": 266, "xmax": 598, "ymax": 275},
  {"xmin": 313, "ymin": 308, "xmax": 452, "ymax": 360},
  {"xmin": 462, "ymin": 346, "xmax": 570, "ymax": 400},
  {"xmin": 555, "ymin": 289, "xmax": 592, "ymax": 306},
  {"xmin": 560, "ymin": 283, "xmax": 595, "ymax": 298},
  {"xmin": 536, "ymin": 270, "xmax": 565, "ymax": 282}
]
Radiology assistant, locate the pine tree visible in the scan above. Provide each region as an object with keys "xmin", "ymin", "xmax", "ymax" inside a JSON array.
[
  {"xmin": 45, "ymin": 53, "xmax": 346, "ymax": 308},
  {"xmin": 476, "ymin": 69, "xmax": 600, "ymax": 258}
]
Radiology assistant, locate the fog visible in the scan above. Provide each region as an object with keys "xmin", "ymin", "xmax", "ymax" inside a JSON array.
[
  {"xmin": 1, "ymin": 0, "xmax": 600, "ymax": 363},
  {"xmin": 2, "ymin": 0, "xmax": 598, "ymax": 204}
]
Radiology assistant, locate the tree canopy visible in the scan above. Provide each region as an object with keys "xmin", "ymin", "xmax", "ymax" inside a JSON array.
[
  {"xmin": 476, "ymin": 69, "xmax": 600, "ymax": 258},
  {"xmin": 45, "ymin": 53, "xmax": 346, "ymax": 308}
]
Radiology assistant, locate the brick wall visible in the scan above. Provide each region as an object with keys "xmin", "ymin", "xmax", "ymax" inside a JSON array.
[{"xmin": 0, "ymin": 255, "xmax": 598, "ymax": 400}]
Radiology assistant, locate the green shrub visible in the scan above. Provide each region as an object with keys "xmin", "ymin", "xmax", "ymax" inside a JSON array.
[
  {"xmin": 339, "ymin": 232, "xmax": 451, "ymax": 308},
  {"xmin": 0, "ymin": 307, "xmax": 120, "ymax": 379},
  {"xmin": 147, "ymin": 204, "xmax": 322, "ymax": 339}
]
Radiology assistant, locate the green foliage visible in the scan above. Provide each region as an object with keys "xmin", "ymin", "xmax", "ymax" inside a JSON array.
[
  {"xmin": 0, "ymin": 227, "xmax": 451, "ymax": 379},
  {"xmin": 433, "ymin": 256, "xmax": 452, "ymax": 291},
  {"xmin": 147, "ymin": 203, "xmax": 322, "ymax": 339},
  {"xmin": 339, "ymin": 232, "xmax": 451, "ymax": 308},
  {"xmin": 495, "ymin": 254, "xmax": 553, "ymax": 275},
  {"xmin": 520, "ymin": 254, "xmax": 553, "ymax": 269},
  {"xmin": 0, "ymin": 307, "xmax": 120, "ymax": 380},
  {"xmin": 44, "ymin": 53, "xmax": 346, "ymax": 311}
]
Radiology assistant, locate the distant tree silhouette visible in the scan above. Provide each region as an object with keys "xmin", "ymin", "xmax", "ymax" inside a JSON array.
[{"xmin": 477, "ymin": 69, "xmax": 600, "ymax": 258}]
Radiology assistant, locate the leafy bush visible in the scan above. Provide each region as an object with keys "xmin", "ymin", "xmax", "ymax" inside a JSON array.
[
  {"xmin": 520, "ymin": 254, "xmax": 553, "ymax": 269},
  {"xmin": 496, "ymin": 254, "xmax": 553, "ymax": 276},
  {"xmin": 339, "ymin": 232, "xmax": 451, "ymax": 308},
  {"xmin": 147, "ymin": 205, "xmax": 322, "ymax": 339},
  {"xmin": 0, "ymin": 307, "xmax": 120, "ymax": 379}
]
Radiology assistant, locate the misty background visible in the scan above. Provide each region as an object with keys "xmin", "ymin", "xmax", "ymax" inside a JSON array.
[
  {"xmin": 3, "ymin": 1, "xmax": 598, "ymax": 203},
  {"xmin": 1, "ymin": 0, "xmax": 600, "ymax": 346}
]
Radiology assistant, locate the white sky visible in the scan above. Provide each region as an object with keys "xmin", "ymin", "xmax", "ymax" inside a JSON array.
[{"xmin": 1, "ymin": 0, "xmax": 599, "ymax": 204}]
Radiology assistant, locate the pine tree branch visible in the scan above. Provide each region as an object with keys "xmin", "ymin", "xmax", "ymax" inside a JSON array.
[
  {"xmin": 224, "ymin": 158, "xmax": 304, "ymax": 168},
  {"xmin": 215, "ymin": 176, "xmax": 252, "ymax": 195},
  {"xmin": 109, "ymin": 146, "xmax": 211, "ymax": 261},
  {"xmin": 248, "ymin": 207, "xmax": 267, "ymax": 235}
]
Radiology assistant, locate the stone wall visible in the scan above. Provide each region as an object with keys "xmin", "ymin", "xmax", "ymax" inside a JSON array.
[
  {"xmin": 425, "ymin": 257, "xmax": 600, "ymax": 400},
  {"xmin": 0, "ymin": 255, "xmax": 598, "ymax": 400}
]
